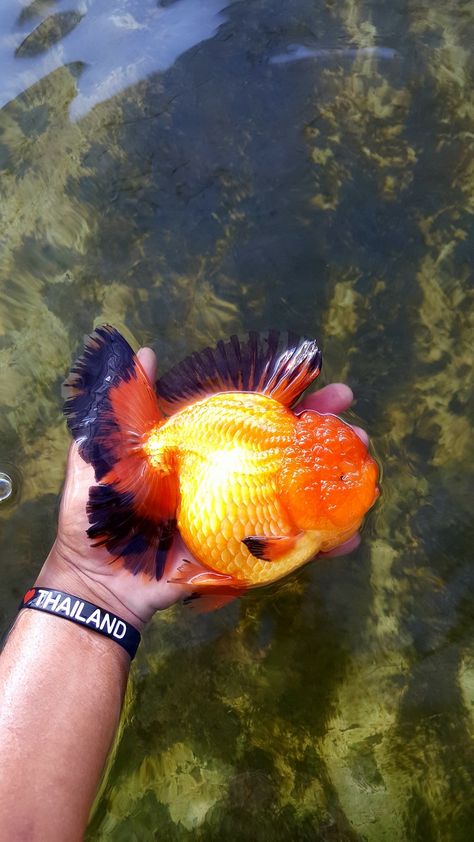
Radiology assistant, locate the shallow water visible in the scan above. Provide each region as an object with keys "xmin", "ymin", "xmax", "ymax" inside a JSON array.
[{"xmin": 0, "ymin": 0, "xmax": 473, "ymax": 839}]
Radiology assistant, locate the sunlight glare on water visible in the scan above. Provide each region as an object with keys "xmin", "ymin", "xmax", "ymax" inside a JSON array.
[
  {"xmin": 0, "ymin": 0, "xmax": 229, "ymax": 120},
  {"xmin": 269, "ymin": 44, "xmax": 399, "ymax": 64},
  {"xmin": 0, "ymin": 472, "xmax": 13, "ymax": 503}
]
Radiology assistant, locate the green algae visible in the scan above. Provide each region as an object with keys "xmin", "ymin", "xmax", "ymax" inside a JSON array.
[
  {"xmin": 15, "ymin": 12, "xmax": 84, "ymax": 58},
  {"xmin": 0, "ymin": 1, "xmax": 473, "ymax": 839}
]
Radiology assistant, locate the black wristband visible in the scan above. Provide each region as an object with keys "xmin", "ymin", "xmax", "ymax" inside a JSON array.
[{"xmin": 20, "ymin": 587, "xmax": 141, "ymax": 660}]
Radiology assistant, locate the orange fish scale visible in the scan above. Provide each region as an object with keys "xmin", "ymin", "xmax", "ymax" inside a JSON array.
[
  {"xmin": 177, "ymin": 450, "xmax": 293, "ymax": 581},
  {"xmin": 146, "ymin": 393, "xmax": 296, "ymax": 584},
  {"xmin": 145, "ymin": 391, "xmax": 377, "ymax": 586}
]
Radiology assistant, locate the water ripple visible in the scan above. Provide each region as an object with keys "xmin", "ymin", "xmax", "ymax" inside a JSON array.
[
  {"xmin": 0, "ymin": 0, "xmax": 229, "ymax": 120},
  {"xmin": 270, "ymin": 43, "xmax": 399, "ymax": 65}
]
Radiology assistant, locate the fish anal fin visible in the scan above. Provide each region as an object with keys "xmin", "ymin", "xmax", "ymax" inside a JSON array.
[
  {"xmin": 183, "ymin": 591, "xmax": 244, "ymax": 614},
  {"xmin": 156, "ymin": 331, "xmax": 322, "ymax": 413},
  {"xmin": 168, "ymin": 559, "xmax": 248, "ymax": 589},
  {"xmin": 242, "ymin": 533, "xmax": 302, "ymax": 561}
]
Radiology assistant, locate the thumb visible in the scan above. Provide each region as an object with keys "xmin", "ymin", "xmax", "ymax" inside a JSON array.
[{"xmin": 137, "ymin": 347, "xmax": 157, "ymax": 384}]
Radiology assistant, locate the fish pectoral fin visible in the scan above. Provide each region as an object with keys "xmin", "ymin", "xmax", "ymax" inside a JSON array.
[
  {"xmin": 168, "ymin": 559, "xmax": 248, "ymax": 589},
  {"xmin": 242, "ymin": 533, "xmax": 303, "ymax": 562}
]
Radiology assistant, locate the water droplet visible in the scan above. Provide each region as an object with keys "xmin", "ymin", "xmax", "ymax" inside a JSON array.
[{"xmin": 0, "ymin": 472, "xmax": 13, "ymax": 503}]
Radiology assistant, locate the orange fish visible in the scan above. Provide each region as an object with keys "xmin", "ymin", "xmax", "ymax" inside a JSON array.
[{"xmin": 64, "ymin": 327, "xmax": 378, "ymax": 604}]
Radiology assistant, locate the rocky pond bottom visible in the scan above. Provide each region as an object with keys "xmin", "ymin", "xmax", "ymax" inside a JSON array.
[{"xmin": 0, "ymin": 0, "xmax": 472, "ymax": 839}]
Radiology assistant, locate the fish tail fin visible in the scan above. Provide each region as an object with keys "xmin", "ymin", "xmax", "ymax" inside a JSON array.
[
  {"xmin": 63, "ymin": 325, "xmax": 178, "ymax": 578},
  {"xmin": 156, "ymin": 331, "xmax": 322, "ymax": 413}
]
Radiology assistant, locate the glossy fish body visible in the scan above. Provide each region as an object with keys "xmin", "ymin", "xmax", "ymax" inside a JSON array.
[
  {"xmin": 144, "ymin": 391, "xmax": 375, "ymax": 586},
  {"xmin": 64, "ymin": 327, "xmax": 378, "ymax": 595},
  {"xmin": 147, "ymin": 392, "xmax": 296, "ymax": 586}
]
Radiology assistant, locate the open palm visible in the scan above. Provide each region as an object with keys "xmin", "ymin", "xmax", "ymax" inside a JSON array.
[{"xmin": 39, "ymin": 347, "xmax": 368, "ymax": 625}]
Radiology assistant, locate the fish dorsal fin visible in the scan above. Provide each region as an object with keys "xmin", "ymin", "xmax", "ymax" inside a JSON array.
[{"xmin": 156, "ymin": 331, "xmax": 322, "ymax": 414}]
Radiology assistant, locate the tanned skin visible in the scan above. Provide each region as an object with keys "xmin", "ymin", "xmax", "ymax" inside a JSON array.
[{"xmin": 0, "ymin": 347, "xmax": 365, "ymax": 841}]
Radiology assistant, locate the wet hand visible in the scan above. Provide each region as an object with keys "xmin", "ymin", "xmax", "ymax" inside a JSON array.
[
  {"xmin": 38, "ymin": 349, "xmax": 369, "ymax": 627},
  {"xmin": 37, "ymin": 348, "xmax": 191, "ymax": 630}
]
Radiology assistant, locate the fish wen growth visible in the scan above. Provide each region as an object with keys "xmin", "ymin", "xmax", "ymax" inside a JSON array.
[{"xmin": 63, "ymin": 328, "xmax": 378, "ymax": 604}]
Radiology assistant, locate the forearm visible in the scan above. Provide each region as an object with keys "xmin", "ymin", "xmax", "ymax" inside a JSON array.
[{"xmin": 0, "ymin": 582, "xmax": 130, "ymax": 841}]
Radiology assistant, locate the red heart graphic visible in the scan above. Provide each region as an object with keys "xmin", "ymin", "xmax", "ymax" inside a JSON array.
[{"xmin": 23, "ymin": 588, "xmax": 36, "ymax": 604}]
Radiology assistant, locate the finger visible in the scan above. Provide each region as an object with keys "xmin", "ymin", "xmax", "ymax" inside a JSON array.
[
  {"xmin": 352, "ymin": 425, "xmax": 369, "ymax": 447},
  {"xmin": 298, "ymin": 384, "xmax": 371, "ymax": 446},
  {"xmin": 60, "ymin": 442, "xmax": 95, "ymax": 518},
  {"xmin": 319, "ymin": 533, "xmax": 361, "ymax": 557},
  {"xmin": 299, "ymin": 383, "xmax": 353, "ymax": 414},
  {"xmin": 66, "ymin": 441, "xmax": 89, "ymax": 474},
  {"xmin": 137, "ymin": 347, "xmax": 157, "ymax": 384}
]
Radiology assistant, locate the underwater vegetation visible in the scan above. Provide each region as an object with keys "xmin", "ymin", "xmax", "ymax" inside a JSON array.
[{"xmin": 0, "ymin": 0, "xmax": 473, "ymax": 839}]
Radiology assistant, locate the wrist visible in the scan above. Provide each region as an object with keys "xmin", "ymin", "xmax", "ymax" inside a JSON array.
[{"xmin": 36, "ymin": 544, "xmax": 147, "ymax": 633}]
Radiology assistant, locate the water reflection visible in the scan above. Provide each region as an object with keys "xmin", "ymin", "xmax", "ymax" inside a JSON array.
[
  {"xmin": 0, "ymin": 0, "xmax": 473, "ymax": 839},
  {"xmin": 270, "ymin": 44, "xmax": 398, "ymax": 64},
  {"xmin": 0, "ymin": 0, "xmax": 228, "ymax": 120}
]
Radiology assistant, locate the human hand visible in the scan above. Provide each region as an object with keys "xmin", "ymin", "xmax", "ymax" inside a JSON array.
[
  {"xmin": 37, "ymin": 349, "xmax": 370, "ymax": 627},
  {"xmin": 37, "ymin": 348, "xmax": 191, "ymax": 630}
]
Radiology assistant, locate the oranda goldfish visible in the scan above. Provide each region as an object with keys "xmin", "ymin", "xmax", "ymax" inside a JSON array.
[{"xmin": 64, "ymin": 327, "xmax": 378, "ymax": 604}]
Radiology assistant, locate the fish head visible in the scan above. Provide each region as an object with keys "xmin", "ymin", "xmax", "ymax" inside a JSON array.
[{"xmin": 280, "ymin": 411, "xmax": 379, "ymax": 534}]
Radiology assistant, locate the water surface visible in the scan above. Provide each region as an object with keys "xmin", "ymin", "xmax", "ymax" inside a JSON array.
[{"xmin": 0, "ymin": 0, "xmax": 473, "ymax": 839}]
